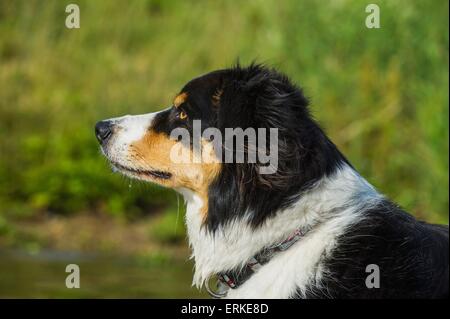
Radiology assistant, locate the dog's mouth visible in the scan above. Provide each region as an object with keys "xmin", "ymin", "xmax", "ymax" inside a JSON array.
[{"xmin": 111, "ymin": 162, "xmax": 172, "ymax": 180}]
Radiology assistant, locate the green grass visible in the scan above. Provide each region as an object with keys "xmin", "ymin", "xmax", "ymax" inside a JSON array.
[{"xmin": 0, "ymin": 0, "xmax": 448, "ymax": 224}]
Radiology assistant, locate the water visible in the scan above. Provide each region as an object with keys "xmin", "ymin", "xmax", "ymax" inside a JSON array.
[{"xmin": 0, "ymin": 250, "xmax": 206, "ymax": 298}]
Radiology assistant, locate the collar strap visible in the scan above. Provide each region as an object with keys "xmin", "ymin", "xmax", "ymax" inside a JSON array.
[{"xmin": 206, "ymin": 228, "xmax": 305, "ymax": 298}]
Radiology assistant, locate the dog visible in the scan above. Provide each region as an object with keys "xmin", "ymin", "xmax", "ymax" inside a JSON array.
[{"xmin": 95, "ymin": 64, "xmax": 448, "ymax": 298}]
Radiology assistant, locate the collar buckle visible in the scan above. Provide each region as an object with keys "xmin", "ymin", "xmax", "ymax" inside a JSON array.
[{"xmin": 205, "ymin": 276, "xmax": 229, "ymax": 299}]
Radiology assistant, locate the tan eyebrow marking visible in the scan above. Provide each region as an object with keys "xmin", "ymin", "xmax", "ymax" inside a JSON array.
[
  {"xmin": 174, "ymin": 92, "xmax": 188, "ymax": 108},
  {"xmin": 212, "ymin": 88, "xmax": 223, "ymax": 106}
]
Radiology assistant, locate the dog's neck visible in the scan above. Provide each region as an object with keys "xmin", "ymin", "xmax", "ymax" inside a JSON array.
[{"xmin": 179, "ymin": 164, "xmax": 381, "ymax": 288}]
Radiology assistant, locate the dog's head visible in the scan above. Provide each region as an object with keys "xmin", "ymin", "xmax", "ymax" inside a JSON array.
[{"xmin": 96, "ymin": 64, "xmax": 344, "ymax": 228}]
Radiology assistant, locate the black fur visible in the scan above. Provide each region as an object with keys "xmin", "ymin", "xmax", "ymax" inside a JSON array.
[
  {"xmin": 209, "ymin": 64, "xmax": 336, "ymax": 229},
  {"xmin": 302, "ymin": 199, "xmax": 449, "ymax": 299}
]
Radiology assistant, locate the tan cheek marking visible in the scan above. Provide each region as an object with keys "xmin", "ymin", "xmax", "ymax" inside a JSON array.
[
  {"xmin": 130, "ymin": 131, "xmax": 222, "ymax": 221},
  {"xmin": 175, "ymin": 142, "xmax": 222, "ymax": 220},
  {"xmin": 195, "ymin": 161, "xmax": 222, "ymax": 220},
  {"xmin": 174, "ymin": 92, "xmax": 188, "ymax": 108},
  {"xmin": 130, "ymin": 131, "xmax": 176, "ymax": 169}
]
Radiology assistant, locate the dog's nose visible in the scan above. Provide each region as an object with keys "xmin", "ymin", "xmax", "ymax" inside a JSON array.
[{"xmin": 95, "ymin": 120, "xmax": 113, "ymax": 144}]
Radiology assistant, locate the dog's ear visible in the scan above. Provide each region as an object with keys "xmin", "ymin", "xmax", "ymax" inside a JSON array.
[
  {"xmin": 216, "ymin": 64, "xmax": 310, "ymax": 191},
  {"xmin": 216, "ymin": 64, "xmax": 267, "ymax": 130},
  {"xmin": 207, "ymin": 65, "xmax": 313, "ymax": 229}
]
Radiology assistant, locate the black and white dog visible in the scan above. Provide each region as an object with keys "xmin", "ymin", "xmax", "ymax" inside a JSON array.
[{"xmin": 95, "ymin": 64, "xmax": 449, "ymax": 298}]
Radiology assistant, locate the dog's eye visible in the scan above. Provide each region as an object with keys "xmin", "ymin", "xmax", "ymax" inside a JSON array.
[{"xmin": 178, "ymin": 111, "xmax": 188, "ymax": 120}]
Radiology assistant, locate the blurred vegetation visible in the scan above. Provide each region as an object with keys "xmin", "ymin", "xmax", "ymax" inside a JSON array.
[{"xmin": 0, "ymin": 0, "xmax": 448, "ymax": 231}]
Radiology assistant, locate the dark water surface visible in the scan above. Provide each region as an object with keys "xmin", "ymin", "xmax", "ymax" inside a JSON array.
[{"xmin": 0, "ymin": 250, "xmax": 206, "ymax": 298}]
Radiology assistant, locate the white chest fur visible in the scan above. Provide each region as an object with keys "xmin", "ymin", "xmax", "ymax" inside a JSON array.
[{"xmin": 179, "ymin": 165, "xmax": 381, "ymax": 298}]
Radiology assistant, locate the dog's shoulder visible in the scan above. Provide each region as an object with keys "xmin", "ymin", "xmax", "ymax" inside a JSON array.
[{"xmin": 303, "ymin": 199, "xmax": 449, "ymax": 299}]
